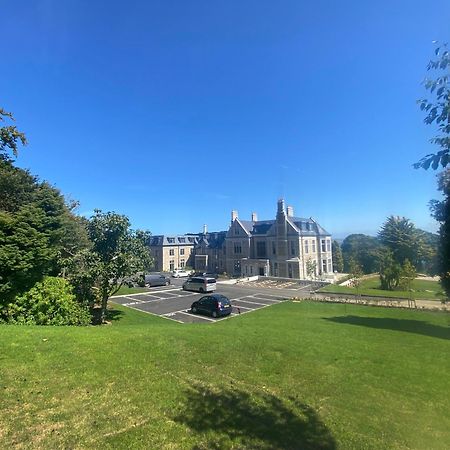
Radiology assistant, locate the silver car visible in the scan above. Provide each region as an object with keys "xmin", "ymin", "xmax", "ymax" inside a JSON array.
[{"xmin": 182, "ymin": 276, "xmax": 217, "ymax": 293}]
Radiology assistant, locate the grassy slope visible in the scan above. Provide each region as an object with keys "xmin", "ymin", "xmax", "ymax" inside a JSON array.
[
  {"xmin": 319, "ymin": 277, "xmax": 445, "ymax": 300},
  {"xmin": 1, "ymin": 302, "xmax": 449, "ymax": 449}
]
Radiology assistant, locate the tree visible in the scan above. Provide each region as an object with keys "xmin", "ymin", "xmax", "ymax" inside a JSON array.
[
  {"xmin": 70, "ymin": 211, "xmax": 153, "ymax": 323},
  {"xmin": 348, "ymin": 257, "xmax": 363, "ymax": 298},
  {"xmin": 306, "ymin": 259, "xmax": 317, "ymax": 279},
  {"xmin": 414, "ymin": 43, "xmax": 449, "ymax": 170},
  {"xmin": 378, "ymin": 248, "xmax": 401, "ymax": 291},
  {"xmin": 399, "ymin": 259, "xmax": 417, "ymax": 307},
  {"xmin": 332, "ymin": 241, "xmax": 344, "ymax": 272},
  {"xmin": 378, "ymin": 216, "xmax": 424, "ymax": 267},
  {"xmin": 415, "ymin": 43, "xmax": 450, "ymax": 300},
  {"xmin": 429, "ymin": 169, "xmax": 450, "ymax": 299},
  {"xmin": 0, "ymin": 159, "xmax": 90, "ymax": 310},
  {"xmin": 341, "ymin": 234, "xmax": 381, "ymax": 274},
  {"xmin": 0, "ymin": 108, "xmax": 27, "ymax": 160}
]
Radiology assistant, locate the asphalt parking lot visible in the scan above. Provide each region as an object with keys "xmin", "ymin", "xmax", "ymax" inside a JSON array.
[{"xmin": 110, "ymin": 279, "xmax": 308, "ymax": 324}]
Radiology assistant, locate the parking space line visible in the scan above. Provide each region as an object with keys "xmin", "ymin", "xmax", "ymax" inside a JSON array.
[
  {"xmin": 251, "ymin": 296, "xmax": 282, "ymax": 303},
  {"xmin": 119, "ymin": 304, "xmax": 185, "ymax": 323},
  {"xmin": 232, "ymin": 299, "xmax": 273, "ymax": 307},
  {"xmin": 175, "ymin": 311, "xmax": 217, "ymax": 322}
]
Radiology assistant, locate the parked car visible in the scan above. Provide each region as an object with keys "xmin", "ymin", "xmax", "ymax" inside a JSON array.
[
  {"xmin": 172, "ymin": 269, "xmax": 190, "ymax": 278},
  {"xmin": 191, "ymin": 294, "xmax": 232, "ymax": 318},
  {"xmin": 144, "ymin": 274, "xmax": 171, "ymax": 287},
  {"xmin": 189, "ymin": 272, "xmax": 217, "ymax": 279},
  {"xmin": 182, "ymin": 276, "xmax": 216, "ymax": 293}
]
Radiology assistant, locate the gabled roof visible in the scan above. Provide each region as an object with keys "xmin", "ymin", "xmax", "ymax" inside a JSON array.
[{"xmin": 227, "ymin": 216, "xmax": 330, "ymax": 237}]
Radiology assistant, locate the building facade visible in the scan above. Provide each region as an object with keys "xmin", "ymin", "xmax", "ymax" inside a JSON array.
[
  {"xmin": 149, "ymin": 199, "xmax": 332, "ymax": 280},
  {"xmin": 224, "ymin": 199, "xmax": 333, "ymax": 279}
]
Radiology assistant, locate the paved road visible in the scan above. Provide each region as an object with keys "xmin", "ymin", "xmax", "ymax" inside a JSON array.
[{"xmin": 110, "ymin": 278, "xmax": 312, "ymax": 324}]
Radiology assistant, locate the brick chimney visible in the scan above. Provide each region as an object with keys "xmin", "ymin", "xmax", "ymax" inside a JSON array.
[
  {"xmin": 203, "ymin": 224, "xmax": 207, "ymax": 234},
  {"xmin": 287, "ymin": 206, "xmax": 294, "ymax": 217},
  {"xmin": 251, "ymin": 212, "xmax": 258, "ymax": 222},
  {"xmin": 231, "ymin": 210, "xmax": 238, "ymax": 223}
]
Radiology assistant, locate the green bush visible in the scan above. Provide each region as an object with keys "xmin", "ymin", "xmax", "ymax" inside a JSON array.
[{"xmin": 4, "ymin": 276, "xmax": 91, "ymax": 325}]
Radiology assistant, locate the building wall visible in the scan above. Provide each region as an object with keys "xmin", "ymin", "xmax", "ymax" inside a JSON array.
[{"xmin": 149, "ymin": 244, "xmax": 195, "ymax": 271}]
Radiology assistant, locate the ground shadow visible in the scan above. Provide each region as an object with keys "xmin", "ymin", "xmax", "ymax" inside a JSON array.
[
  {"xmin": 90, "ymin": 307, "xmax": 124, "ymax": 325},
  {"xmin": 324, "ymin": 315, "xmax": 450, "ymax": 340},
  {"xmin": 173, "ymin": 383, "xmax": 336, "ymax": 450}
]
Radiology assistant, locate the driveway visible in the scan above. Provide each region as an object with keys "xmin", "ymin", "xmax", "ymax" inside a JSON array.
[{"xmin": 110, "ymin": 280, "xmax": 307, "ymax": 324}]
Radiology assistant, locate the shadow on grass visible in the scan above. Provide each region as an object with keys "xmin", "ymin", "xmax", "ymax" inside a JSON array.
[
  {"xmin": 90, "ymin": 307, "xmax": 124, "ymax": 325},
  {"xmin": 173, "ymin": 384, "xmax": 336, "ymax": 450},
  {"xmin": 324, "ymin": 315, "xmax": 450, "ymax": 340}
]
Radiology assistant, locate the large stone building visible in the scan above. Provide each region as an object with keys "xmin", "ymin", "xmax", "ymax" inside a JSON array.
[
  {"xmin": 225, "ymin": 199, "xmax": 332, "ymax": 279},
  {"xmin": 149, "ymin": 199, "xmax": 332, "ymax": 279}
]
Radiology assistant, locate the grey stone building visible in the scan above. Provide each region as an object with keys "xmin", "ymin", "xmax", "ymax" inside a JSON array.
[
  {"xmin": 149, "ymin": 199, "xmax": 332, "ymax": 280},
  {"xmin": 224, "ymin": 199, "xmax": 333, "ymax": 279}
]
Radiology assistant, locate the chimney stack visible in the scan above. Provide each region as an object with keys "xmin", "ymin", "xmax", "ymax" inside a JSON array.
[
  {"xmin": 287, "ymin": 206, "xmax": 294, "ymax": 217},
  {"xmin": 277, "ymin": 198, "xmax": 286, "ymax": 215},
  {"xmin": 231, "ymin": 210, "xmax": 238, "ymax": 223},
  {"xmin": 251, "ymin": 212, "xmax": 258, "ymax": 222},
  {"xmin": 203, "ymin": 224, "xmax": 207, "ymax": 234}
]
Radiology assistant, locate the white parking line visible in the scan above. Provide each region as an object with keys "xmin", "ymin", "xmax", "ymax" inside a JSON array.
[
  {"xmin": 231, "ymin": 304, "xmax": 253, "ymax": 310},
  {"xmin": 251, "ymin": 296, "xmax": 282, "ymax": 303},
  {"xmin": 232, "ymin": 299, "xmax": 272, "ymax": 307},
  {"xmin": 175, "ymin": 311, "xmax": 216, "ymax": 322}
]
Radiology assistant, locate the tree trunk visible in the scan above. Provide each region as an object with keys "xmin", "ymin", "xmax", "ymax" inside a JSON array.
[{"xmin": 100, "ymin": 294, "xmax": 108, "ymax": 323}]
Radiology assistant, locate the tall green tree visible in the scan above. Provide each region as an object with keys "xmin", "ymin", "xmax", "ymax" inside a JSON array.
[
  {"xmin": 429, "ymin": 169, "xmax": 450, "ymax": 298},
  {"xmin": 0, "ymin": 108, "xmax": 27, "ymax": 160},
  {"xmin": 378, "ymin": 248, "xmax": 401, "ymax": 291},
  {"xmin": 378, "ymin": 216, "xmax": 424, "ymax": 267},
  {"xmin": 0, "ymin": 156, "xmax": 90, "ymax": 309},
  {"xmin": 332, "ymin": 241, "xmax": 344, "ymax": 272},
  {"xmin": 341, "ymin": 234, "xmax": 381, "ymax": 274},
  {"xmin": 415, "ymin": 43, "xmax": 450, "ymax": 300},
  {"xmin": 69, "ymin": 211, "xmax": 153, "ymax": 323},
  {"xmin": 414, "ymin": 43, "xmax": 449, "ymax": 170}
]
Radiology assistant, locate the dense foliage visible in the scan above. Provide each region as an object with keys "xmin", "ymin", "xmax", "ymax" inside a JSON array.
[
  {"xmin": 65, "ymin": 211, "xmax": 153, "ymax": 323},
  {"xmin": 0, "ymin": 159, "xmax": 90, "ymax": 314},
  {"xmin": 0, "ymin": 108, "xmax": 27, "ymax": 160},
  {"xmin": 429, "ymin": 169, "xmax": 450, "ymax": 298},
  {"xmin": 331, "ymin": 241, "xmax": 344, "ymax": 272},
  {"xmin": 341, "ymin": 234, "xmax": 381, "ymax": 274},
  {"xmin": 415, "ymin": 43, "xmax": 449, "ymax": 170},
  {"xmin": 3, "ymin": 277, "xmax": 91, "ymax": 326},
  {"xmin": 415, "ymin": 44, "xmax": 450, "ymax": 300}
]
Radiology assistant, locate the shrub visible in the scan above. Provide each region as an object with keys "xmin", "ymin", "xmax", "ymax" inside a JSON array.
[{"xmin": 4, "ymin": 276, "xmax": 91, "ymax": 325}]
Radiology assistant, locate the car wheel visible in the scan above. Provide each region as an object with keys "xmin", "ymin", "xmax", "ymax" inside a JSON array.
[
  {"xmin": 192, "ymin": 306, "xmax": 197, "ymax": 314},
  {"xmin": 212, "ymin": 311, "xmax": 218, "ymax": 318},
  {"xmin": 165, "ymin": 281, "xmax": 170, "ymax": 286},
  {"xmin": 199, "ymin": 288, "xmax": 205, "ymax": 293}
]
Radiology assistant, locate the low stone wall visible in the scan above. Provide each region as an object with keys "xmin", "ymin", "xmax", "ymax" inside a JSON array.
[
  {"xmin": 259, "ymin": 276, "xmax": 330, "ymax": 289},
  {"xmin": 297, "ymin": 291, "xmax": 449, "ymax": 311}
]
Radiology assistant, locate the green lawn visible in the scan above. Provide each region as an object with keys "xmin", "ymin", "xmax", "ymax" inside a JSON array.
[
  {"xmin": 1, "ymin": 302, "xmax": 449, "ymax": 449},
  {"xmin": 113, "ymin": 285, "xmax": 149, "ymax": 296},
  {"xmin": 319, "ymin": 276, "xmax": 446, "ymax": 300}
]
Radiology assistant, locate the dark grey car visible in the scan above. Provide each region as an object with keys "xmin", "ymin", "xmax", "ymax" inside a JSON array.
[{"xmin": 145, "ymin": 274, "xmax": 170, "ymax": 287}]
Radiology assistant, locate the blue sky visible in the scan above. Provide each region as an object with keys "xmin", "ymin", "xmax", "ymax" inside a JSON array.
[{"xmin": 2, "ymin": 1, "xmax": 450, "ymax": 238}]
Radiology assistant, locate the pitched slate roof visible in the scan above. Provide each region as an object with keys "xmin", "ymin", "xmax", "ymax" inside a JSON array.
[
  {"xmin": 231, "ymin": 217, "xmax": 330, "ymax": 237},
  {"xmin": 149, "ymin": 235, "xmax": 199, "ymax": 246}
]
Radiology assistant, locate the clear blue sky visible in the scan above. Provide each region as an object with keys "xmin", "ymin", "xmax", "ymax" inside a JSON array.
[{"xmin": 2, "ymin": 1, "xmax": 449, "ymax": 238}]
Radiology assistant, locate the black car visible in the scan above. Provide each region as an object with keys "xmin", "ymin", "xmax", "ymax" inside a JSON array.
[{"xmin": 190, "ymin": 294, "xmax": 232, "ymax": 318}]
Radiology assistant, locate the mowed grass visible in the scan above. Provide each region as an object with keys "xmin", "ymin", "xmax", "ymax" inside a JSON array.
[
  {"xmin": 319, "ymin": 276, "xmax": 446, "ymax": 300},
  {"xmin": 113, "ymin": 285, "xmax": 149, "ymax": 296},
  {"xmin": 1, "ymin": 302, "xmax": 449, "ymax": 449}
]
